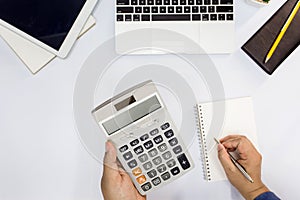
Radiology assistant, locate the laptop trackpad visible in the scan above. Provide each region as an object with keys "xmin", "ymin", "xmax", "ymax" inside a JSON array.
[
  {"xmin": 151, "ymin": 23, "xmax": 201, "ymax": 54},
  {"xmin": 199, "ymin": 22, "xmax": 235, "ymax": 54}
]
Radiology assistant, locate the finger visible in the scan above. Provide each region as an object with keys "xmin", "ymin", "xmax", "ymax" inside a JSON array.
[
  {"xmin": 217, "ymin": 144, "xmax": 236, "ymax": 174},
  {"xmin": 103, "ymin": 141, "xmax": 119, "ymax": 178},
  {"xmin": 221, "ymin": 138, "xmax": 241, "ymax": 150},
  {"xmin": 220, "ymin": 134, "xmax": 243, "ymax": 143}
]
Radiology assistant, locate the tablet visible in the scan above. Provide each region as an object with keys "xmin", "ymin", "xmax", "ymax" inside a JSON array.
[{"xmin": 0, "ymin": 0, "xmax": 98, "ymax": 58}]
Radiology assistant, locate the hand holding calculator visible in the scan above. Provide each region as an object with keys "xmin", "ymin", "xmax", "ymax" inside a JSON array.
[{"xmin": 92, "ymin": 80, "xmax": 194, "ymax": 195}]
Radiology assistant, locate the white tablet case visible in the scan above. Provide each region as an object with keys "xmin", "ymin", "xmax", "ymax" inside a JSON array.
[{"xmin": 0, "ymin": 16, "xmax": 96, "ymax": 74}]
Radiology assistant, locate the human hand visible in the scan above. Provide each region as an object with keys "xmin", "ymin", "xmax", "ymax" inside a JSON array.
[
  {"xmin": 217, "ymin": 135, "xmax": 269, "ymax": 200},
  {"xmin": 101, "ymin": 141, "xmax": 146, "ymax": 200}
]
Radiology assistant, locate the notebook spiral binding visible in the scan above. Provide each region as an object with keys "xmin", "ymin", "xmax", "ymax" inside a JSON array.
[{"xmin": 194, "ymin": 105, "xmax": 211, "ymax": 181}]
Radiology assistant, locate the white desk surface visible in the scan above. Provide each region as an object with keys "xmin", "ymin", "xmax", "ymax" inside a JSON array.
[{"xmin": 1, "ymin": 0, "xmax": 299, "ymax": 199}]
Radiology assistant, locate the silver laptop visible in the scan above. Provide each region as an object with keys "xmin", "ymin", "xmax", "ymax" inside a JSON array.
[{"xmin": 115, "ymin": 0, "xmax": 235, "ymax": 54}]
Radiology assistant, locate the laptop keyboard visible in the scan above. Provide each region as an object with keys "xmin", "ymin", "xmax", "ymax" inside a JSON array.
[{"xmin": 116, "ymin": 0, "xmax": 234, "ymax": 22}]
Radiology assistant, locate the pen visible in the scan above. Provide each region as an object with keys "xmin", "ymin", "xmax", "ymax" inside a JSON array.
[
  {"xmin": 214, "ymin": 137, "xmax": 254, "ymax": 183},
  {"xmin": 264, "ymin": 0, "xmax": 300, "ymax": 63}
]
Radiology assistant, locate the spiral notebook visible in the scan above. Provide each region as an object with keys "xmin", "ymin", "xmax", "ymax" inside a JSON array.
[{"xmin": 196, "ymin": 97, "xmax": 258, "ymax": 182}]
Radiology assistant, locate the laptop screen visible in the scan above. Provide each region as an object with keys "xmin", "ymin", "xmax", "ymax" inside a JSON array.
[{"xmin": 0, "ymin": 0, "xmax": 86, "ymax": 50}]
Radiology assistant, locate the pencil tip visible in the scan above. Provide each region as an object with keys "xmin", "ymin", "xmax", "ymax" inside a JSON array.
[{"xmin": 264, "ymin": 57, "xmax": 269, "ymax": 63}]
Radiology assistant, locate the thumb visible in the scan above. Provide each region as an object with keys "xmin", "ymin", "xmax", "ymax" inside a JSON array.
[
  {"xmin": 217, "ymin": 144, "xmax": 236, "ymax": 173},
  {"xmin": 103, "ymin": 141, "xmax": 119, "ymax": 175}
]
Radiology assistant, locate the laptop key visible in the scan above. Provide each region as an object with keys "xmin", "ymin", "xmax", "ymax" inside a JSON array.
[
  {"xmin": 147, "ymin": 0, "xmax": 154, "ymax": 5},
  {"xmin": 156, "ymin": 0, "xmax": 163, "ymax": 4},
  {"xmin": 117, "ymin": 7, "xmax": 134, "ymax": 13},
  {"xmin": 160, "ymin": 6, "xmax": 167, "ymax": 13},
  {"xmin": 143, "ymin": 7, "xmax": 150, "ymax": 13},
  {"xmin": 200, "ymin": 6, "xmax": 206, "ymax": 13},
  {"xmin": 226, "ymin": 13, "xmax": 233, "ymax": 20},
  {"xmin": 212, "ymin": 0, "xmax": 219, "ymax": 4},
  {"xmin": 117, "ymin": 0, "xmax": 130, "ymax": 5},
  {"xmin": 196, "ymin": 0, "xmax": 202, "ymax": 5},
  {"xmin": 216, "ymin": 6, "xmax": 233, "ymax": 12},
  {"xmin": 131, "ymin": 0, "xmax": 138, "ymax": 4},
  {"xmin": 152, "ymin": 14, "xmax": 190, "ymax": 21},
  {"xmin": 176, "ymin": 6, "xmax": 183, "ymax": 13},
  {"xmin": 133, "ymin": 14, "xmax": 140, "ymax": 21},
  {"xmin": 220, "ymin": 0, "xmax": 233, "ymax": 4},
  {"xmin": 139, "ymin": 0, "xmax": 146, "ymax": 5},
  {"xmin": 192, "ymin": 6, "xmax": 199, "ymax": 13},
  {"xmin": 172, "ymin": 0, "xmax": 178, "ymax": 5},
  {"xmin": 210, "ymin": 14, "xmax": 217, "ymax": 20},
  {"xmin": 152, "ymin": 6, "xmax": 159, "ymax": 13},
  {"xmin": 218, "ymin": 13, "xmax": 225, "ymax": 20},
  {"xmin": 164, "ymin": 0, "xmax": 171, "ymax": 5},
  {"xmin": 180, "ymin": 0, "xmax": 186, "ymax": 5},
  {"xmin": 184, "ymin": 6, "xmax": 190, "ymax": 13},
  {"xmin": 208, "ymin": 6, "xmax": 215, "ymax": 12},
  {"xmin": 142, "ymin": 15, "xmax": 150, "ymax": 21},
  {"xmin": 192, "ymin": 14, "xmax": 201, "ymax": 20},
  {"xmin": 135, "ymin": 6, "xmax": 142, "ymax": 12},
  {"xmin": 204, "ymin": 0, "xmax": 210, "ymax": 5},
  {"xmin": 202, "ymin": 14, "xmax": 209, "ymax": 20},
  {"xmin": 168, "ymin": 6, "xmax": 175, "ymax": 13},
  {"xmin": 188, "ymin": 0, "xmax": 194, "ymax": 5}
]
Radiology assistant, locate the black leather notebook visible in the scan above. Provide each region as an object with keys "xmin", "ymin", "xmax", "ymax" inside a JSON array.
[{"xmin": 242, "ymin": 0, "xmax": 300, "ymax": 75}]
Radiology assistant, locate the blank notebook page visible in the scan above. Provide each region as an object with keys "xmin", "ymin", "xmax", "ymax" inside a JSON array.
[{"xmin": 196, "ymin": 97, "xmax": 258, "ymax": 181}]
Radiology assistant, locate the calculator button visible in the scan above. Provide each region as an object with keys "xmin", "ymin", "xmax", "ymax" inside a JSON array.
[
  {"xmin": 136, "ymin": 175, "xmax": 147, "ymax": 184},
  {"xmin": 119, "ymin": 145, "xmax": 129, "ymax": 153},
  {"xmin": 161, "ymin": 172, "xmax": 171, "ymax": 181},
  {"xmin": 151, "ymin": 177, "xmax": 162, "ymax": 186},
  {"xmin": 143, "ymin": 140, "xmax": 154, "ymax": 150},
  {"xmin": 157, "ymin": 164, "xmax": 167, "ymax": 173},
  {"xmin": 148, "ymin": 148, "xmax": 158, "ymax": 157},
  {"xmin": 162, "ymin": 151, "xmax": 172, "ymax": 160},
  {"xmin": 168, "ymin": 137, "xmax": 178, "ymax": 146},
  {"xmin": 138, "ymin": 153, "xmax": 149, "ymax": 163},
  {"xmin": 132, "ymin": 167, "xmax": 143, "ymax": 176},
  {"xmin": 177, "ymin": 153, "xmax": 191, "ymax": 170},
  {"xmin": 152, "ymin": 156, "xmax": 162, "ymax": 165},
  {"xmin": 128, "ymin": 159, "xmax": 138, "ymax": 168},
  {"xmin": 150, "ymin": 128, "xmax": 159, "ymax": 136},
  {"xmin": 130, "ymin": 139, "xmax": 139, "ymax": 146},
  {"xmin": 173, "ymin": 145, "xmax": 182, "ymax": 154},
  {"xmin": 158, "ymin": 143, "xmax": 167, "ymax": 152},
  {"xmin": 123, "ymin": 151, "xmax": 133, "ymax": 161},
  {"xmin": 140, "ymin": 133, "xmax": 149, "ymax": 141},
  {"xmin": 161, "ymin": 122, "xmax": 170, "ymax": 130},
  {"xmin": 134, "ymin": 145, "xmax": 144, "ymax": 155},
  {"xmin": 164, "ymin": 129, "xmax": 174, "ymax": 138},
  {"xmin": 153, "ymin": 135, "xmax": 163, "ymax": 144},
  {"xmin": 170, "ymin": 167, "xmax": 180, "ymax": 176},
  {"xmin": 141, "ymin": 182, "xmax": 152, "ymax": 192},
  {"xmin": 143, "ymin": 161, "xmax": 153, "ymax": 171},
  {"xmin": 147, "ymin": 169, "xmax": 157, "ymax": 178},
  {"xmin": 167, "ymin": 159, "xmax": 176, "ymax": 168}
]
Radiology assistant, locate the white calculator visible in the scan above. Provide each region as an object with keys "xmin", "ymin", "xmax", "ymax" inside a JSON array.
[{"xmin": 92, "ymin": 80, "xmax": 194, "ymax": 195}]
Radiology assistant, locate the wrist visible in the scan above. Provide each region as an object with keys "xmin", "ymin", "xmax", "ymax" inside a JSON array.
[
  {"xmin": 243, "ymin": 182, "xmax": 269, "ymax": 200},
  {"xmin": 240, "ymin": 182, "xmax": 270, "ymax": 200}
]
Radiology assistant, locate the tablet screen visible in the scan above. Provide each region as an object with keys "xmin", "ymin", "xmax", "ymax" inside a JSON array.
[{"xmin": 0, "ymin": 0, "xmax": 86, "ymax": 50}]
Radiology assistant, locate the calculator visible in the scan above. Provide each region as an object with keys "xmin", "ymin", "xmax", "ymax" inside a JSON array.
[{"xmin": 92, "ymin": 80, "xmax": 194, "ymax": 195}]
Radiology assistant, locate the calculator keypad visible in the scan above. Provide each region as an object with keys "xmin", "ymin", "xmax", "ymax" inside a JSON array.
[{"xmin": 118, "ymin": 121, "xmax": 192, "ymax": 194}]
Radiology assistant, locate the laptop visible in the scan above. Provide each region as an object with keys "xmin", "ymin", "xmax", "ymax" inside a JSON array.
[{"xmin": 115, "ymin": 0, "xmax": 235, "ymax": 54}]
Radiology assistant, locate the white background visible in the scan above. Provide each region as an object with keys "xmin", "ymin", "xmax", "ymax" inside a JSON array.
[{"xmin": 1, "ymin": 0, "xmax": 299, "ymax": 199}]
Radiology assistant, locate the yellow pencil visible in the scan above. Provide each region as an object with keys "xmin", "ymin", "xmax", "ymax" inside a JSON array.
[{"xmin": 265, "ymin": 0, "xmax": 300, "ymax": 63}]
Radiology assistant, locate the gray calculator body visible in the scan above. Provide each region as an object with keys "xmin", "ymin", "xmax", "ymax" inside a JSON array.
[{"xmin": 92, "ymin": 80, "xmax": 194, "ymax": 195}]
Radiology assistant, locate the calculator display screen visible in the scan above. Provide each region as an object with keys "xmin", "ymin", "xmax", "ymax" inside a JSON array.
[{"xmin": 103, "ymin": 95, "xmax": 161, "ymax": 135}]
